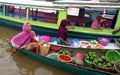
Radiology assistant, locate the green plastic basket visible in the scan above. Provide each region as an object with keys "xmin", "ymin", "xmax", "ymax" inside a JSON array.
[
  {"xmin": 105, "ymin": 50, "xmax": 120, "ymax": 63},
  {"xmin": 47, "ymin": 53, "xmax": 59, "ymax": 60}
]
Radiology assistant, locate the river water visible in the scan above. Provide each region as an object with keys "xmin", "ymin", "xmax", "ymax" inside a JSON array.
[{"xmin": 0, "ymin": 25, "xmax": 75, "ymax": 75}]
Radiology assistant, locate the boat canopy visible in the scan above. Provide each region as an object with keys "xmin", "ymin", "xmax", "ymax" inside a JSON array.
[
  {"xmin": 54, "ymin": 1, "xmax": 120, "ymax": 9},
  {"xmin": 0, "ymin": 0, "xmax": 63, "ymax": 10},
  {"xmin": 1, "ymin": 0, "xmax": 120, "ymax": 9}
]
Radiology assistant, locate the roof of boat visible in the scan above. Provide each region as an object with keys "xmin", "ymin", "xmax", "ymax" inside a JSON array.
[
  {"xmin": 0, "ymin": 0, "xmax": 64, "ymax": 10},
  {"xmin": 0, "ymin": 0, "xmax": 120, "ymax": 9},
  {"xmin": 54, "ymin": 1, "xmax": 120, "ymax": 9},
  {"xmin": 0, "ymin": 0, "xmax": 53, "ymax": 7}
]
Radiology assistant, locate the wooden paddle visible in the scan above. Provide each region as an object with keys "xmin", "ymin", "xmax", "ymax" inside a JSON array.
[
  {"xmin": 11, "ymin": 35, "xmax": 32, "ymax": 56},
  {"xmin": 112, "ymin": 28, "xmax": 120, "ymax": 34}
]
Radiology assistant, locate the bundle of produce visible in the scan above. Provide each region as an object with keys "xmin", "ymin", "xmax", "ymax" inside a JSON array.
[
  {"xmin": 58, "ymin": 50, "xmax": 71, "ymax": 56},
  {"xmin": 72, "ymin": 52, "xmax": 84, "ymax": 65},
  {"xmin": 93, "ymin": 56, "xmax": 114, "ymax": 71},
  {"xmin": 84, "ymin": 52, "xmax": 98, "ymax": 67}
]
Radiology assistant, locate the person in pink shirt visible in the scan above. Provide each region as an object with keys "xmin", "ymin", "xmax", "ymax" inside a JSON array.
[{"xmin": 91, "ymin": 16, "xmax": 108, "ymax": 30}]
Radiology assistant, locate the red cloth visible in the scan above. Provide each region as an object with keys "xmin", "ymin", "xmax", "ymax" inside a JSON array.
[
  {"xmin": 31, "ymin": 37, "xmax": 37, "ymax": 43},
  {"xmin": 33, "ymin": 46, "xmax": 38, "ymax": 54}
]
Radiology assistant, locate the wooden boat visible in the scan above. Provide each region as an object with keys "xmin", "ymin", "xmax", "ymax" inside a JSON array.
[
  {"xmin": 8, "ymin": 41, "xmax": 120, "ymax": 75},
  {"xmin": 0, "ymin": 0, "xmax": 120, "ymax": 40}
]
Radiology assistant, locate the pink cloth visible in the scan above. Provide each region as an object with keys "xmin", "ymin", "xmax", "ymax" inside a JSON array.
[
  {"xmin": 11, "ymin": 22, "xmax": 36, "ymax": 48},
  {"xmin": 91, "ymin": 19, "xmax": 101, "ymax": 29},
  {"xmin": 40, "ymin": 35, "xmax": 51, "ymax": 42},
  {"xmin": 91, "ymin": 16, "xmax": 105, "ymax": 29},
  {"xmin": 75, "ymin": 53, "xmax": 83, "ymax": 60}
]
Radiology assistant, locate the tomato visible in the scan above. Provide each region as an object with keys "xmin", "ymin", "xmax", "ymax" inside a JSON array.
[{"xmin": 59, "ymin": 54, "xmax": 71, "ymax": 62}]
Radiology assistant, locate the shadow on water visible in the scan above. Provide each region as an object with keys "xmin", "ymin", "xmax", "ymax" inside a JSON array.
[{"xmin": 0, "ymin": 25, "xmax": 75, "ymax": 75}]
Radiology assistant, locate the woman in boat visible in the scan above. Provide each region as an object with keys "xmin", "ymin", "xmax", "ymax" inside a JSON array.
[
  {"xmin": 91, "ymin": 16, "xmax": 108, "ymax": 30},
  {"xmin": 10, "ymin": 22, "xmax": 37, "ymax": 53},
  {"xmin": 56, "ymin": 19, "xmax": 72, "ymax": 46}
]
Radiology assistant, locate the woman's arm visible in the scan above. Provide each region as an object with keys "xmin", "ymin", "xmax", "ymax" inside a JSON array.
[{"xmin": 59, "ymin": 38, "xmax": 70, "ymax": 46}]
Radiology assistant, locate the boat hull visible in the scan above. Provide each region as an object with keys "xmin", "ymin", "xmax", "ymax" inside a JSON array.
[
  {"xmin": 8, "ymin": 42, "xmax": 117, "ymax": 75},
  {"xmin": 0, "ymin": 18, "xmax": 120, "ymax": 40},
  {"xmin": 17, "ymin": 49, "xmax": 115, "ymax": 75}
]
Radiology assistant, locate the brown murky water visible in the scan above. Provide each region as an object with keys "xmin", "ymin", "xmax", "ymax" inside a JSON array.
[{"xmin": 0, "ymin": 25, "xmax": 75, "ymax": 75}]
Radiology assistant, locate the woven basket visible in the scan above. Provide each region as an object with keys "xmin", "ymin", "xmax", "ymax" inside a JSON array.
[
  {"xmin": 39, "ymin": 43, "xmax": 51, "ymax": 56},
  {"xmin": 93, "ymin": 58, "xmax": 114, "ymax": 71},
  {"xmin": 114, "ymin": 60, "xmax": 120, "ymax": 74}
]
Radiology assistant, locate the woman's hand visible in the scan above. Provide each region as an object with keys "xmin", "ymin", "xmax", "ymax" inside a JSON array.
[
  {"xmin": 31, "ymin": 31, "xmax": 36, "ymax": 37},
  {"xmin": 66, "ymin": 25, "xmax": 75, "ymax": 29},
  {"xmin": 65, "ymin": 42, "xmax": 71, "ymax": 46}
]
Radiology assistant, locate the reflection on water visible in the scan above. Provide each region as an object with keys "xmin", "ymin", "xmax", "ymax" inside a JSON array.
[{"xmin": 0, "ymin": 25, "xmax": 75, "ymax": 75}]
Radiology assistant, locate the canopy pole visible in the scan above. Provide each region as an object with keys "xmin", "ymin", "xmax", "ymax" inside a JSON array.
[
  {"xmin": 26, "ymin": 7, "xmax": 30, "ymax": 20},
  {"xmin": 57, "ymin": 9, "xmax": 67, "ymax": 26},
  {"xmin": 3, "ymin": 4, "xmax": 6, "ymax": 15}
]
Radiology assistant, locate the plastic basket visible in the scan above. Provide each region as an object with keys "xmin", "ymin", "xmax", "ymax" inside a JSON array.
[
  {"xmin": 39, "ymin": 43, "xmax": 51, "ymax": 56},
  {"xmin": 105, "ymin": 50, "xmax": 120, "ymax": 63},
  {"xmin": 47, "ymin": 53, "xmax": 59, "ymax": 60},
  {"xmin": 115, "ymin": 39, "xmax": 120, "ymax": 47},
  {"xmin": 98, "ymin": 37, "xmax": 110, "ymax": 46},
  {"xmin": 114, "ymin": 60, "xmax": 120, "ymax": 74}
]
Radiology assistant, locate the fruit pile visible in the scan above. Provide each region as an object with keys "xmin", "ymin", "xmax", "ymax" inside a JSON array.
[
  {"xmin": 90, "ymin": 40, "xmax": 98, "ymax": 44},
  {"xmin": 93, "ymin": 56, "xmax": 114, "ymax": 69},
  {"xmin": 59, "ymin": 54, "xmax": 72, "ymax": 63},
  {"xmin": 58, "ymin": 50, "xmax": 71, "ymax": 56},
  {"xmin": 85, "ymin": 52, "xmax": 98, "ymax": 63},
  {"xmin": 84, "ymin": 52, "xmax": 98, "ymax": 67}
]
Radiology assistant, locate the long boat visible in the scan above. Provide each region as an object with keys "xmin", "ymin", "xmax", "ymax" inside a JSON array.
[
  {"xmin": 0, "ymin": 0, "xmax": 120, "ymax": 40},
  {"xmin": 8, "ymin": 41, "xmax": 120, "ymax": 75}
]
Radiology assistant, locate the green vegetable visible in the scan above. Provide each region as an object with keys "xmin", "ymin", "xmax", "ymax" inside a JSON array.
[
  {"xmin": 98, "ymin": 58, "xmax": 103, "ymax": 63},
  {"xmin": 106, "ymin": 63, "xmax": 112, "ymax": 67}
]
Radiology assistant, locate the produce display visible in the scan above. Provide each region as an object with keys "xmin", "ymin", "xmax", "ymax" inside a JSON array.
[
  {"xmin": 47, "ymin": 45, "xmax": 120, "ymax": 74},
  {"xmin": 93, "ymin": 56, "xmax": 114, "ymax": 70},
  {"xmin": 58, "ymin": 50, "xmax": 71, "ymax": 56},
  {"xmin": 90, "ymin": 40, "xmax": 98, "ymax": 44},
  {"xmin": 58, "ymin": 54, "xmax": 72, "ymax": 63},
  {"xmin": 80, "ymin": 40, "xmax": 104, "ymax": 49},
  {"xmin": 47, "ymin": 53, "xmax": 59, "ymax": 60},
  {"xmin": 51, "ymin": 46, "xmax": 61, "ymax": 52},
  {"xmin": 72, "ymin": 53, "xmax": 84, "ymax": 65},
  {"xmin": 85, "ymin": 52, "xmax": 98, "ymax": 63},
  {"xmin": 114, "ymin": 60, "xmax": 120, "ymax": 74}
]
